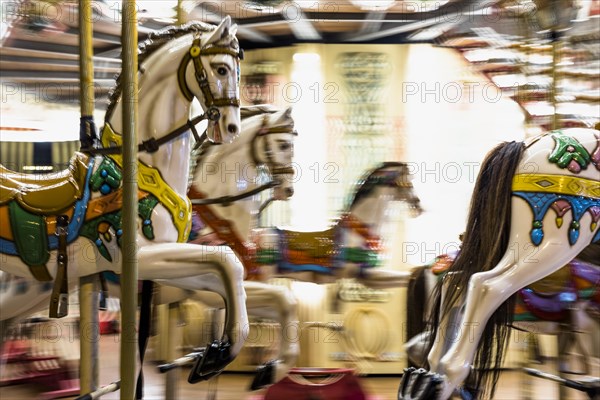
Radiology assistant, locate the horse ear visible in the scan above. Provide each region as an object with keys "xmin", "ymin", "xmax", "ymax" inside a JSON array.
[
  {"xmin": 274, "ymin": 106, "xmax": 293, "ymax": 125},
  {"xmin": 229, "ymin": 23, "xmax": 238, "ymax": 38},
  {"xmin": 203, "ymin": 16, "xmax": 231, "ymax": 47}
]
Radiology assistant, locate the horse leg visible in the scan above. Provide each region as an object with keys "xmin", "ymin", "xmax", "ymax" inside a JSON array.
[
  {"xmin": 138, "ymin": 243, "xmax": 249, "ymax": 380},
  {"xmin": 242, "ymin": 281, "xmax": 299, "ymax": 389},
  {"xmin": 426, "ymin": 273, "xmax": 469, "ymax": 373},
  {"xmin": 436, "ymin": 238, "xmax": 594, "ymax": 399}
]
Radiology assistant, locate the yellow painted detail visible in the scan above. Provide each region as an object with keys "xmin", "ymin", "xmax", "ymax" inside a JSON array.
[
  {"xmin": 512, "ymin": 174, "xmax": 600, "ymax": 198},
  {"xmin": 100, "ymin": 123, "xmax": 192, "ymax": 242}
]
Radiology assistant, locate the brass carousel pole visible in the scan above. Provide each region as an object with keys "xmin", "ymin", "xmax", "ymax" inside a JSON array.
[
  {"xmin": 78, "ymin": 0, "xmax": 99, "ymax": 394},
  {"xmin": 120, "ymin": 1, "xmax": 139, "ymax": 398},
  {"xmin": 164, "ymin": 3, "xmax": 185, "ymax": 398},
  {"xmin": 551, "ymin": 29, "xmax": 560, "ymax": 130}
]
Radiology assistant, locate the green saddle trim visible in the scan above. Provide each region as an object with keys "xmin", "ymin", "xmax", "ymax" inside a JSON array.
[
  {"xmin": 80, "ymin": 194, "xmax": 160, "ymax": 262},
  {"xmin": 8, "ymin": 201, "xmax": 52, "ymax": 281},
  {"xmin": 256, "ymin": 249, "xmax": 280, "ymax": 264}
]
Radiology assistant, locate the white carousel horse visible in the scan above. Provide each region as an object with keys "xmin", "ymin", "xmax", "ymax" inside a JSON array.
[
  {"xmin": 158, "ymin": 104, "xmax": 300, "ymax": 389},
  {"xmin": 253, "ymin": 162, "xmax": 423, "ymax": 289},
  {"xmin": 404, "ymin": 247, "xmax": 600, "ymax": 377},
  {"xmin": 398, "ymin": 128, "xmax": 600, "ymax": 400},
  {"xmin": 0, "ymin": 17, "xmax": 250, "ymax": 383}
]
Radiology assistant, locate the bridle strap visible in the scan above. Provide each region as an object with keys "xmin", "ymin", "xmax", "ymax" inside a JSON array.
[
  {"xmin": 188, "ymin": 187, "xmax": 261, "ymax": 280},
  {"xmin": 190, "ymin": 179, "xmax": 279, "ymax": 206},
  {"xmin": 82, "ymin": 114, "xmax": 210, "ymax": 155},
  {"xmin": 179, "ymin": 40, "xmax": 242, "ymax": 108},
  {"xmin": 250, "ymin": 115, "xmax": 297, "ymax": 166}
]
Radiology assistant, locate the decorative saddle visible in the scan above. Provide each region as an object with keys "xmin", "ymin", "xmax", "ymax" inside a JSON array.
[
  {"xmin": 0, "ymin": 153, "xmax": 92, "ymax": 281},
  {"xmin": 0, "ymin": 152, "xmax": 89, "ymax": 215}
]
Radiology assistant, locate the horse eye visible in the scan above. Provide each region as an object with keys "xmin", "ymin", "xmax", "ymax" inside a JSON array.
[
  {"xmin": 217, "ymin": 67, "xmax": 228, "ymax": 76},
  {"xmin": 280, "ymin": 143, "xmax": 291, "ymax": 151}
]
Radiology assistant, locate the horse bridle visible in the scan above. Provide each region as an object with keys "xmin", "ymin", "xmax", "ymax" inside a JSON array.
[
  {"xmin": 82, "ymin": 38, "xmax": 243, "ymax": 155},
  {"xmin": 191, "ymin": 115, "xmax": 296, "ymax": 206},
  {"xmin": 251, "ymin": 114, "xmax": 297, "ymax": 174}
]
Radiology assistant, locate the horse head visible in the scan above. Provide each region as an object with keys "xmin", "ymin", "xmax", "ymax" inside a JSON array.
[
  {"xmin": 351, "ymin": 162, "xmax": 423, "ymax": 219},
  {"xmin": 180, "ymin": 16, "xmax": 242, "ymax": 143},
  {"xmin": 249, "ymin": 106, "xmax": 297, "ymax": 200}
]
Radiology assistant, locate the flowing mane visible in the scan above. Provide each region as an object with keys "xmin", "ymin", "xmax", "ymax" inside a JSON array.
[
  {"xmin": 348, "ymin": 162, "xmax": 410, "ymax": 209},
  {"xmin": 240, "ymin": 104, "xmax": 278, "ymax": 120},
  {"xmin": 105, "ymin": 21, "xmax": 217, "ymax": 120}
]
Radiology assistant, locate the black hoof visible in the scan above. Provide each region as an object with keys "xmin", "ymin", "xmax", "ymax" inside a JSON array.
[
  {"xmin": 187, "ymin": 340, "xmax": 231, "ymax": 384},
  {"xmin": 398, "ymin": 367, "xmax": 443, "ymax": 400},
  {"xmin": 249, "ymin": 360, "xmax": 277, "ymax": 390}
]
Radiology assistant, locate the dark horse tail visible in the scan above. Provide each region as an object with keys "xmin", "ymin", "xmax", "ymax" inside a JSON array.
[{"xmin": 425, "ymin": 140, "xmax": 525, "ymax": 399}]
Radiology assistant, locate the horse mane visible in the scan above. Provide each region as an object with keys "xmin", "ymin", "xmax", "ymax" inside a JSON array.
[
  {"xmin": 241, "ymin": 104, "xmax": 278, "ymax": 120},
  {"xmin": 348, "ymin": 161, "xmax": 408, "ymax": 210},
  {"xmin": 425, "ymin": 140, "xmax": 525, "ymax": 398},
  {"xmin": 105, "ymin": 21, "xmax": 217, "ymax": 121}
]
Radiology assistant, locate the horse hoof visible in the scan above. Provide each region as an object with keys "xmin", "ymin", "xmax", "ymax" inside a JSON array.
[
  {"xmin": 249, "ymin": 360, "xmax": 277, "ymax": 390},
  {"xmin": 187, "ymin": 340, "xmax": 231, "ymax": 384},
  {"xmin": 398, "ymin": 367, "xmax": 443, "ymax": 400}
]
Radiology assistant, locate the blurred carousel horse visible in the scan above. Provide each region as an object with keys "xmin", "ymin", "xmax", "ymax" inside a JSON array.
[
  {"xmin": 253, "ymin": 162, "xmax": 423, "ymax": 288},
  {"xmin": 405, "ymin": 246, "xmax": 599, "ymax": 376},
  {"xmin": 0, "ymin": 17, "xmax": 250, "ymax": 383},
  {"xmin": 150, "ymin": 105, "xmax": 301, "ymax": 389},
  {"xmin": 398, "ymin": 128, "xmax": 600, "ymax": 400}
]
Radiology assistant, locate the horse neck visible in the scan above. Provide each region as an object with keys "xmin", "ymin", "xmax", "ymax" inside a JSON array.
[
  {"xmin": 192, "ymin": 125, "xmax": 261, "ymax": 241},
  {"xmin": 343, "ymin": 188, "xmax": 390, "ymax": 247},
  {"xmin": 105, "ymin": 46, "xmax": 193, "ymax": 196}
]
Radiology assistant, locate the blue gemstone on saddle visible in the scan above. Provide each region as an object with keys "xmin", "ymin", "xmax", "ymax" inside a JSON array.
[
  {"xmin": 100, "ymin": 183, "xmax": 111, "ymax": 195},
  {"xmin": 95, "ymin": 238, "xmax": 103, "ymax": 246},
  {"xmin": 569, "ymin": 228, "xmax": 579, "ymax": 245},
  {"xmin": 531, "ymin": 228, "xmax": 544, "ymax": 246},
  {"xmin": 116, "ymin": 229, "xmax": 123, "ymax": 236},
  {"xmin": 101, "ymin": 169, "xmax": 108, "ymax": 178},
  {"xmin": 143, "ymin": 219, "xmax": 151, "ymax": 226}
]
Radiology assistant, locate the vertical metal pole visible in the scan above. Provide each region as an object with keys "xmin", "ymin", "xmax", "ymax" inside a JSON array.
[
  {"xmin": 551, "ymin": 37, "xmax": 560, "ymax": 131},
  {"xmin": 78, "ymin": 0, "xmax": 99, "ymax": 394},
  {"xmin": 165, "ymin": 303, "xmax": 181, "ymax": 399},
  {"xmin": 165, "ymin": 4, "xmax": 185, "ymax": 398},
  {"xmin": 120, "ymin": 1, "xmax": 139, "ymax": 399}
]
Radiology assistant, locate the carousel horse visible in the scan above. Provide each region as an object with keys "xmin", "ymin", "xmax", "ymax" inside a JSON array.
[
  {"xmin": 398, "ymin": 128, "xmax": 600, "ymax": 400},
  {"xmin": 152, "ymin": 104, "xmax": 301, "ymax": 389},
  {"xmin": 0, "ymin": 17, "xmax": 251, "ymax": 383},
  {"xmin": 253, "ymin": 162, "xmax": 423, "ymax": 289},
  {"xmin": 404, "ymin": 246, "xmax": 599, "ymax": 376}
]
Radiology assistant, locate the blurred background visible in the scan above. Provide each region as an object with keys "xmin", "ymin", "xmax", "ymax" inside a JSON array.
[{"xmin": 1, "ymin": 1, "xmax": 598, "ymax": 399}]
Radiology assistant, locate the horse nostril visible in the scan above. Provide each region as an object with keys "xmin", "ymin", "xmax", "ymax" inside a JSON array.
[
  {"xmin": 286, "ymin": 188, "xmax": 294, "ymax": 197},
  {"xmin": 227, "ymin": 124, "xmax": 238, "ymax": 134}
]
